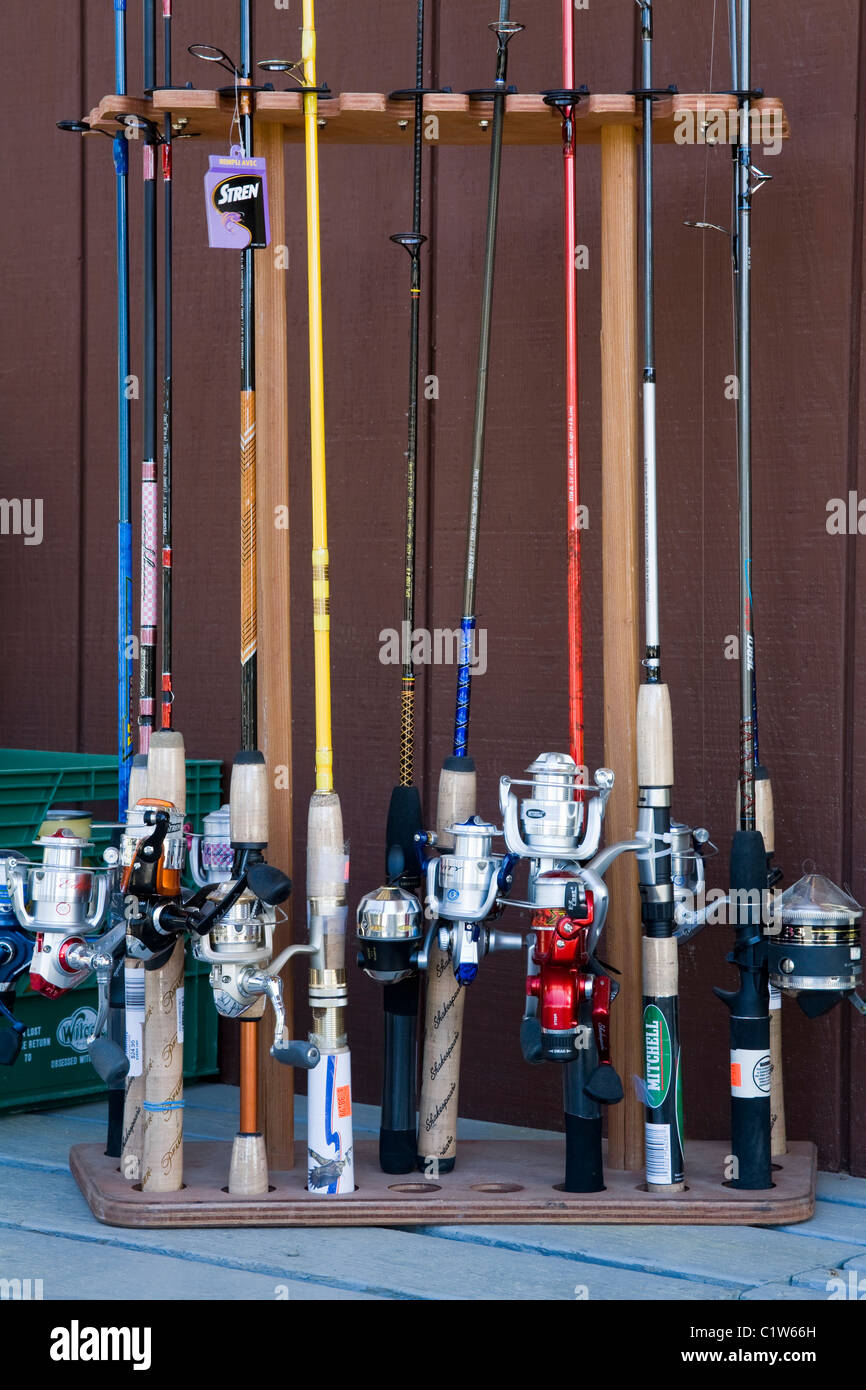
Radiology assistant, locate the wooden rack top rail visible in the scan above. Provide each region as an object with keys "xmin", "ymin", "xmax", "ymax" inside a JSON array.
[{"xmin": 87, "ymin": 90, "xmax": 789, "ymax": 146}]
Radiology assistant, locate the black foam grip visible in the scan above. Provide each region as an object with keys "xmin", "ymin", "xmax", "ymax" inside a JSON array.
[
  {"xmin": 730, "ymin": 830, "xmax": 768, "ymax": 894},
  {"xmin": 385, "ymin": 783, "xmax": 424, "ymax": 883},
  {"xmin": 380, "ymin": 1128, "xmax": 417, "ymax": 1175},
  {"xmin": 105, "ymin": 1087, "xmax": 125, "ymax": 1159},
  {"xmin": 729, "ymin": 1096, "xmax": 773, "ymax": 1189},
  {"xmin": 563, "ymin": 1113, "xmax": 605, "ymax": 1193},
  {"xmin": 381, "ymin": 977, "xmax": 418, "ymax": 1173},
  {"xmin": 442, "ymin": 755, "xmax": 476, "ymax": 773}
]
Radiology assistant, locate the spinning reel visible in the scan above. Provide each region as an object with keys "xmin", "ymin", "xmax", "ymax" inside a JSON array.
[
  {"xmin": 6, "ymin": 830, "xmax": 114, "ymax": 998},
  {"xmin": 497, "ymin": 753, "xmax": 632, "ymax": 1104},
  {"xmin": 188, "ymin": 804, "xmax": 233, "ymax": 887},
  {"xmin": 192, "ymin": 753, "xmax": 319, "ymax": 1070},
  {"xmin": 500, "ymin": 754, "xmax": 613, "ymax": 862},
  {"xmin": 416, "ymin": 817, "xmax": 521, "ymax": 984},
  {"xmin": 0, "ymin": 852, "xmax": 31, "ymax": 1064}
]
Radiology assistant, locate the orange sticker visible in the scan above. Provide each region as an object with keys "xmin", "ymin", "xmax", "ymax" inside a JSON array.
[
  {"xmin": 730, "ymin": 1063, "xmax": 742, "ymax": 1088},
  {"xmin": 337, "ymin": 1085, "xmax": 352, "ymax": 1119}
]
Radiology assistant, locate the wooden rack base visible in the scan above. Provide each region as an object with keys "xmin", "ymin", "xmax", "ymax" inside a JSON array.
[{"xmin": 70, "ymin": 1139, "xmax": 815, "ymax": 1228}]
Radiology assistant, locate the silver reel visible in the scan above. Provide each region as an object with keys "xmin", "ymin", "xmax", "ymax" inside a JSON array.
[
  {"xmin": 7, "ymin": 830, "xmax": 114, "ymax": 996},
  {"xmin": 194, "ymin": 883, "xmax": 286, "ymax": 1047},
  {"xmin": 356, "ymin": 884, "xmax": 423, "ymax": 985},
  {"xmin": 419, "ymin": 817, "xmax": 521, "ymax": 984},
  {"xmin": 499, "ymin": 754, "xmax": 614, "ymax": 862},
  {"xmin": 188, "ymin": 804, "xmax": 234, "ymax": 887}
]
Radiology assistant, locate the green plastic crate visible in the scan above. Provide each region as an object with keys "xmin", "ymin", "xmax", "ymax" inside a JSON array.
[
  {"xmin": 0, "ymin": 749, "xmax": 222, "ymax": 860},
  {"xmin": 0, "ymin": 949, "xmax": 218, "ymax": 1112},
  {"xmin": 0, "ymin": 749, "xmax": 223, "ymax": 1111}
]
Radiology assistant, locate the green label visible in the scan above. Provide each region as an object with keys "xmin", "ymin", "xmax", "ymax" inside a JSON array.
[{"xmin": 644, "ymin": 1004, "xmax": 671, "ymax": 1109}]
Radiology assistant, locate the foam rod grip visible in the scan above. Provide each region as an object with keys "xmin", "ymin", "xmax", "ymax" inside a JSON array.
[
  {"xmin": 127, "ymin": 754, "xmax": 149, "ymax": 811},
  {"xmin": 141, "ymin": 938, "xmax": 185, "ymax": 1193},
  {"xmin": 735, "ymin": 764, "xmax": 775, "ymax": 856},
  {"xmin": 228, "ymin": 1132, "xmax": 268, "ymax": 1197},
  {"xmin": 147, "ymin": 730, "xmax": 186, "ymax": 813},
  {"xmin": 230, "ymin": 750, "xmax": 269, "ymax": 849},
  {"xmin": 121, "ymin": 958, "xmax": 146, "ymax": 1182},
  {"xmin": 307, "ymin": 790, "xmax": 346, "ymax": 972},
  {"xmin": 416, "ymin": 758, "xmax": 477, "ymax": 1174},
  {"xmin": 637, "ymin": 683, "xmax": 674, "ymax": 788}
]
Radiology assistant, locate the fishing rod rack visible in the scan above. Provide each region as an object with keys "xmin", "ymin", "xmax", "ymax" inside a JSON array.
[{"xmin": 68, "ymin": 85, "xmax": 813, "ymax": 1228}]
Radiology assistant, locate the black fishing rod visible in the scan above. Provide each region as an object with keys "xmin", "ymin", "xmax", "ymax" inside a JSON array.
[
  {"xmin": 713, "ymin": 0, "xmax": 772, "ymax": 1191},
  {"xmin": 160, "ymin": 0, "xmax": 174, "ymax": 731},
  {"xmin": 633, "ymin": 1, "xmax": 685, "ymax": 1195},
  {"xmin": 356, "ymin": 1, "xmax": 432, "ymax": 1176},
  {"xmin": 138, "ymin": 0, "xmax": 159, "ymax": 756},
  {"xmin": 417, "ymin": 0, "xmax": 523, "ymax": 1175}
]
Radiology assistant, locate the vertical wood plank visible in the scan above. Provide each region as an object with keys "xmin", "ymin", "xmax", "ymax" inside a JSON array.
[
  {"xmin": 600, "ymin": 124, "xmax": 642, "ymax": 1173},
  {"xmin": 254, "ymin": 122, "xmax": 294, "ymax": 1171}
]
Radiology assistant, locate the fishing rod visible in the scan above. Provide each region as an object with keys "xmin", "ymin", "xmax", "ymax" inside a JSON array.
[
  {"xmin": 58, "ymin": 2, "xmax": 134, "ymax": 814},
  {"xmin": 515, "ymin": 2, "xmax": 623, "ymax": 1195},
  {"xmin": 713, "ymin": 0, "xmax": 772, "ymax": 1191},
  {"xmin": 355, "ymin": 0, "xmax": 432, "ymax": 1177},
  {"xmin": 161, "ymin": 0, "xmax": 174, "ymax": 732},
  {"xmin": 139, "ymin": 0, "xmax": 159, "ymax": 756},
  {"xmin": 299, "ymin": 0, "xmax": 354, "ymax": 1195},
  {"xmin": 631, "ymin": 0, "xmax": 690, "ymax": 1194},
  {"xmin": 417, "ymin": 0, "xmax": 523, "ymax": 1179},
  {"xmin": 191, "ymin": 0, "xmax": 283, "ymax": 1195},
  {"xmin": 720, "ymin": 0, "xmax": 785, "ymax": 1153},
  {"xmin": 255, "ymin": 10, "xmax": 357, "ymax": 1194}
]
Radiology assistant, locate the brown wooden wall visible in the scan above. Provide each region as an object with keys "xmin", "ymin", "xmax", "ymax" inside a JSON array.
[{"xmin": 2, "ymin": 0, "xmax": 865, "ymax": 1172}]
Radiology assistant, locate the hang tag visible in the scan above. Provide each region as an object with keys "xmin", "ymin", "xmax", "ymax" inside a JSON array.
[{"xmin": 204, "ymin": 154, "xmax": 270, "ymax": 250}]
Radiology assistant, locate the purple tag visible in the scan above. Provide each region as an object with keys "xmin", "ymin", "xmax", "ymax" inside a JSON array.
[{"xmin": 204, "ymin": 154, "xmax": 270, "ymax": 250}]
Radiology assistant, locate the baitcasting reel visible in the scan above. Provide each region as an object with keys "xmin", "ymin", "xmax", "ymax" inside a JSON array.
[
  {"xmin": 188, "ymin": 804, "xmax": 234, "ymax": 887},
  {"xmin": 769, "ymin": 873, "xmax": 864, "ymax": 1018},
  {"xmin": 6, "ymin": 830, "xmax": 113, "ymax": 998},
  {"xmin": 356, "ymin": 884, "xmax": 424, "ymax": 985},
  {"xmin": 0, "ymin": 852, "xmax": 31, "ymax": 1064},
  {"xmin": 500, "ymin": 754, "xmax": 614, "ymax": 862},
  {"xmin": 416, "ymin": 817, "xmax": 521, "ymax": 984}
]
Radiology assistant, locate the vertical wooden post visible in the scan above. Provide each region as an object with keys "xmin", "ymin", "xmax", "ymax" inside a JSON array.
[
  {"xmin": 254, "ymin": 122, "xmax": 294, "ymax": 1171},
  {"xmin": 600, "ymin": 124, "xmax": 643, "ymax": 1173}
]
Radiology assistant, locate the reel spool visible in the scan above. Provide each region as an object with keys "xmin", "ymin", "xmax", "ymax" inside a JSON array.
[
  {"xmin": 188, "ymin": 804, "xmax": 233, "ymax": 887},
  {"xmin": 419, "ymin": 817, "xmax": 521, "ymax": 984},
  {"xmin": 356, "ymin": 884, "xmax": 423, "ymax": 985},
  {"xmin": 6, "ymin": 830, "xmax": 113, "ymax": 997},
  {"xmin": 500, "ymin": 754, "xmax": 614, "ymax": 863},
  {"xmin": 770, "ymin": 873, "xmax": 863, "ymax": 1017}
]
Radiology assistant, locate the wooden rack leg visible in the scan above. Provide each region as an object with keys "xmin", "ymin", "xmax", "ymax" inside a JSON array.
[
  {"xmin": 600, "ymin": 124, "xmax": 643, "ymax": 1173},
  {"xmin": 255, "ymin": 122, "xmax": 294, "ymax": 1171}
]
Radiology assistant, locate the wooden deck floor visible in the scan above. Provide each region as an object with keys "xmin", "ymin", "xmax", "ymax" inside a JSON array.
[{"xmin": 1, "ymin": 1082, "xmax": 864, "ymax": 1301}]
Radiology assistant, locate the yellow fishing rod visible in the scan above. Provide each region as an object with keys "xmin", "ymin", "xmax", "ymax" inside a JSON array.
[{"xmin": 300, "ymin": 1, "xmax": 354, "ymax": 1195}]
